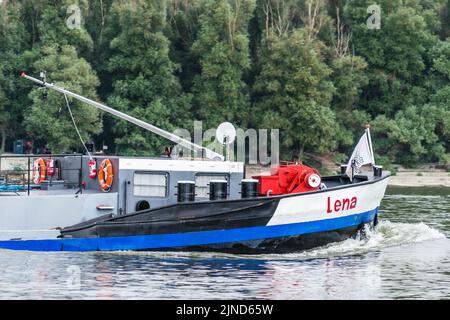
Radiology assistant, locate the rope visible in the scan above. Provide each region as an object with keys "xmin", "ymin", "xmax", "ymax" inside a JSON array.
[{"xmin": 64, "ymin": 93, "xmax": 93, "ymax": 160}]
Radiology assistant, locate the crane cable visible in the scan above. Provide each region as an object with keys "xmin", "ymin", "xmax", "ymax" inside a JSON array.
[{"xmin": 63, "ymin": 93, "xmax": 93, "ymax": 160}]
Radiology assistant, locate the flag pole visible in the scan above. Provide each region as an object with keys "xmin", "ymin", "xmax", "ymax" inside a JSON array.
[
  {"xmin": 365, "ymin": 123, "xmax": 375, "ymax": 165},
  {"xmin": 351, "ymin": 159, "xmax": 355, "ymax": 182},
  {"xmin": 345, "ymin": 123, "xmax": 376, "ymax": 182}
]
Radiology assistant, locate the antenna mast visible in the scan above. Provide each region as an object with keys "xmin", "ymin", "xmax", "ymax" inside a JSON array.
[{"xmin": 20, "ymin": 72, "xmax": 224, "ymax": 161}]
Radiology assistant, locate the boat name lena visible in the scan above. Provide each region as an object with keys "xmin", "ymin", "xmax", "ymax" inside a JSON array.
[{"xmin": 327, "ymin": 196, "xmax": 358, "ymax": 214}]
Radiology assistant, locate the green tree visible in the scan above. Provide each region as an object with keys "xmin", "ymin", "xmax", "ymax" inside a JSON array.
[
  {"xmin": 343, "ymin": 0, "xmax": 440, "ymax": 116},
  {"xmin": 21, "ymin": 0, "xmax": 94, "ymax": 57},
  {"xmin": 253, "ymin": 29, "xmax": 337, "ymax": 159},
  {"xmin": 341, "ymin": 0, "xmax": 449, "ymax": 166},
  {"xmin": 191, "ymin": 0, "xmax": 255, "ymax": 129},
  {"xmin": 0, "ymin": 0, "xmax": 448, "ymax": 167},
  {"xmin": 12, "ymin": 0, "xmax": 102, "ymax": 153},
  {"xmin": 441, "ymin": 0, "xmax": 450, "ymax": 38},
  {"xmin": 372, "ymin": 104, "xmax": 446, "ymax": 165},
  {"xmin": 330, "ymin": 55, "xmax": 369, "ymax": 150},
  {"xmin": 166, "ymin": 0, "xmax": 204, "ymax": 92},
  {"xmin": 427, "ymin": 38, "xmax": 450, "ymax": 155},
  {"xmin": 47, "ymin": 0, "xmax": 92, "ymax": 53},
  {"xmin": 23, "ymin": 45, "xmax": 102, "ymax": 153},
  {"xmin": 0, "ymin": 1, "xmax": 28, "ymax": 153},
  {"xmin": 84, "ymin": 0, "xmax": 114, "ymax": 86},
  {"xmin": 104, "ymin": 0, "xmax": 191, "ymax": 156}
]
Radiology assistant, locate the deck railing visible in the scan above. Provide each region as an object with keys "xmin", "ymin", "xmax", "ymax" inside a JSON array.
[{"xmin": 0, "ymin": 154, "xmax": 84, "ymax": 196}]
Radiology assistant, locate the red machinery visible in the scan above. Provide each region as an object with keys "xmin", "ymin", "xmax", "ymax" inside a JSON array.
[{"xmin": 253, "ymin": 162, "xmax": 322, "ymax": 196}]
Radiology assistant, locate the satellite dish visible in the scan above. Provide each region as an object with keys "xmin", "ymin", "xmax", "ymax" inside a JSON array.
[{"xmin": 216, "ymin": 122, "xmax": 236, "ymax": 145}]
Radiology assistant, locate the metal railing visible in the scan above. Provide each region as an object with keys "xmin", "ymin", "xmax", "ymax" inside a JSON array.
[{"xmin": 0, "ymin": 154, "xmax": 84, "ymax": 196}]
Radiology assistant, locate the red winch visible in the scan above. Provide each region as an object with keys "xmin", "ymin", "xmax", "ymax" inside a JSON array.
[{"xmin": 253, "ymin": 162, "xmax": 322, "ymax": 196}]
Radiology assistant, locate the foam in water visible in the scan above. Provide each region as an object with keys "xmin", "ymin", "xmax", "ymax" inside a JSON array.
[
  {"xmin": 266, "ymin": 220, "xmax": 446, "ymax": 260},
  {"xmin": 105, "ymin": 220, "xmax": 446, "ymax": 261}
]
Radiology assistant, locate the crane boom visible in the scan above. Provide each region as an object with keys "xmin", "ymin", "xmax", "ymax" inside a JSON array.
[{"xmin": 20, "ymin": 72, "xmax": 224, "ymax": 161}]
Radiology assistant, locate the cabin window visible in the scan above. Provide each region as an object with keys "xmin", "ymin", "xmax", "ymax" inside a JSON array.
[
  {"xmin": 133, "ymin": 172, "xmax": 168, "ymax": 197},
  {"xmin": 195, "ymin": 174, "xmax": 229, "ymax": 198}
]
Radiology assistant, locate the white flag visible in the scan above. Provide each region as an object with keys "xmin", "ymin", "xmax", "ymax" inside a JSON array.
[{"xmin": 346, "ymin": 128, "xmax": 375, "ymax": 181}]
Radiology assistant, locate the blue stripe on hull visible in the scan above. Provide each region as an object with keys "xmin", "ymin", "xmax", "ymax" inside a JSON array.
[{"xmin": 0, "ymin": 208, "xmax": 378, "ymax": 252}]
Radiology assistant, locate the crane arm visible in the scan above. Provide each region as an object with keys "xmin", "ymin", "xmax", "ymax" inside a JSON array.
[{"xmin": 20, "ymin": 72, "xmax": 224, "ymax": 161}]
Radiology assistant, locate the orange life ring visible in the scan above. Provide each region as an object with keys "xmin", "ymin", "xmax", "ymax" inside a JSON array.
[
  {"xmin": 33, "ymin": 158, "xmax": 46, "ymax": 184},
  {"xmin": 98, "ymin": 159, "xmax": 113, "ymax": 192}
]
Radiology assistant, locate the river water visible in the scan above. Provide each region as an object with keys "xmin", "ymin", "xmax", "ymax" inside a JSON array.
[{"xmin": 0, "ymin": 186, "xmax": 448, "ymax": 299}]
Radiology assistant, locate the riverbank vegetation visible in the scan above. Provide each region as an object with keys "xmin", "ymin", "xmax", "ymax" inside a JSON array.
[{"xmin": 0, "ymin": 0, "xmax": 449, "ymax": 168}]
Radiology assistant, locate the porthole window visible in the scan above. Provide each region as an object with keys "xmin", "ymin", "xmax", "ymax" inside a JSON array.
[{"xmin": 136, "ymin": 200, "xmax": 150, "ymax": 212}]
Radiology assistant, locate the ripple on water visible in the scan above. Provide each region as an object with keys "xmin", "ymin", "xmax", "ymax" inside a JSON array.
[
  {"xmin": 97, "ymin": 219, "xmax": 445, "ymax": 262},
  {"xmin": 0, "ymin": 190, "xmax": 449, "ymax": 299}
]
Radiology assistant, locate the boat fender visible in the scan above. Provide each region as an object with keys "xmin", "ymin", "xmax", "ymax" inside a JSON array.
[
  {"xmin": 33, "ymin": 158, "xmax": 46, "ymax": 184},
  {"xmin": 89, "ymin": 159, "xmax": 97, "ymax": 179},
  {"xmin": 98, "ymin": 159, "xmax": 114, "ymax": 192}
]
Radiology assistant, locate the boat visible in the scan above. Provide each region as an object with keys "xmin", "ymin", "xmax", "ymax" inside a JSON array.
[{"xmin": 0, "ymin": 73, "xmax": 390, "ymax": 253}]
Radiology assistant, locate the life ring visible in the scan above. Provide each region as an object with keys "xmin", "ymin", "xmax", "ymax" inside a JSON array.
[
  {"xmin": 98, "ymin": 159, "xmax": 113, "ymax": 192},
  {"xmin": 33, "ymin": 158, "xmax": 46, "ymax": 184}
]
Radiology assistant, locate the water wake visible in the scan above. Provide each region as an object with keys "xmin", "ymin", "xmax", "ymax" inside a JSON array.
[
  {"xmin": 263, "ymin": 220, "xmax": 446, "ymax": 260},
  {"xmin": 107, "ymin": 220, "xmax": 446, "ymax": 261}
]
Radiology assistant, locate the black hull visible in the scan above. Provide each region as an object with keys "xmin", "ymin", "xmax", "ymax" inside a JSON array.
[
  {"xmin": 138, "ymin": 224, "xmax": 367, "ymax": 254},
  {"xmin": 37, "ymin": 174, "xmax": 388, "ymax": 253},
  {"xmin": 61, "ymin": 197, "xmax": 280, "ymax": 239}
]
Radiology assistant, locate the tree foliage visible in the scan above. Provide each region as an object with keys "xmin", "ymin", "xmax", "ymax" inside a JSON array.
[
  {"xmin": 24, "ymin": 45, "xmax": 102, "ymax": 153},
  {"xmin": 191, "ymin": 0, "xmax": 255, "ymax": 129},
  {"xmin": 103, "ymin": 0, "xmax": 191, "ymax": 156},
  {"xmin": 0, "ymin": 1, "xmax": 28, "ymax": 152},
  {"xmin": 253, "ymin": 30, "xmax": 336, "ymax": 158},
  {"xmin": 0, "ymin": 0, "xmax": 449, "ymax": 167}
]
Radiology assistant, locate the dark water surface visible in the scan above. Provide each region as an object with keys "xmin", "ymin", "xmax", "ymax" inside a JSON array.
[{"xmin": 0, "ymin": 186, "xmax": 449, "ymax": 299}]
